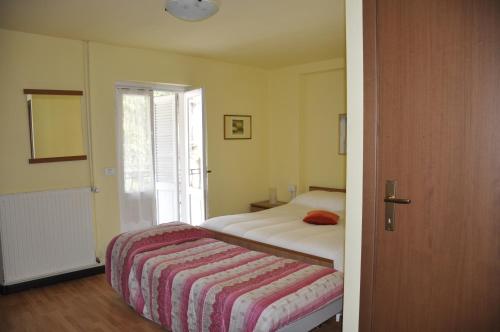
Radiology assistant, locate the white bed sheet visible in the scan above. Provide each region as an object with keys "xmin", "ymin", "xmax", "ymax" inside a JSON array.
[{"xmin": 201, "ymin": 203, "xmax": 345, "ymax": 271}]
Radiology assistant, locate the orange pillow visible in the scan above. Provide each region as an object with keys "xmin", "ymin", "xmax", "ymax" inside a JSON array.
[{"xmin": 303, "ymin": 210, "xmax": 339, "ymax": 225}]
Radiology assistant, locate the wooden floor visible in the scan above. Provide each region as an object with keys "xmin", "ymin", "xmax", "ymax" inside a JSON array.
[{"xmin": 0, "ymin": 274, "xmax": 342, "ymax": 332}]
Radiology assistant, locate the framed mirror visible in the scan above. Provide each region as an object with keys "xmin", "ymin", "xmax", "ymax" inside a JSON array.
[{"xmin": 24, "ymin": 89, "xmax": 87, "ymax": 163}]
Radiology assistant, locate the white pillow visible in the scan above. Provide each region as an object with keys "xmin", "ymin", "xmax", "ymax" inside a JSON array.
[{"xmin": 291, "ymin": 190, "xmax": 346, "ymax": 212}]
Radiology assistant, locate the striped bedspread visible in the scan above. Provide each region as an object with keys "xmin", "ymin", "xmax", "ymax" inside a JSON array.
[{"xmin": 106, "ymin": 222, "xmax": 343, "ymax": 332}]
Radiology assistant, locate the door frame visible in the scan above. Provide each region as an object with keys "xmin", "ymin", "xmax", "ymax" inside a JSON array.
[
  {"xmin": 199, "ymin": 88, "xmax": 210, "ymax": 219},
  {"xmin": 343, "ymin": 0, "xmax": 365, "ymax": 331},
  {"xmin": 114, "ymin": 82, "xmax": 209, "ymax": 226}
]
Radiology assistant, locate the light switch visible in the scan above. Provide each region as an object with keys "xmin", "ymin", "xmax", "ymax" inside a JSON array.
[{"xmin": 104, "ymin": 168, "xmax": 116, "ymax": 176}]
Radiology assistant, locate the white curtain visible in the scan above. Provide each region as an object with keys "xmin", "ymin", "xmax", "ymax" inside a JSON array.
[{"xmin": 116, "ymin": 88, "xmax": 156, "ymax": 232}]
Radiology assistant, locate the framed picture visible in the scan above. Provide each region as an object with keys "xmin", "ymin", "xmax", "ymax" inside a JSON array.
[
  {"xmin": 339, "ymin": 113, "xmax": 347, "ymax": 155},
  {"xmin": 224, "ymin": 115, "xmax": 252, "ymax": 139}
]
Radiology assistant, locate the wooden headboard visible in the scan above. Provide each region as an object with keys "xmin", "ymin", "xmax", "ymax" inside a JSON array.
[{"xmin": 309, "ymin": 186, "xmax": 346, "ymax": 193}]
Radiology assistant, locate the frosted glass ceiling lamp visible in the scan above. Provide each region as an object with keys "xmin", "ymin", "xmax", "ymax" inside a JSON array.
[{"xmin": 165, "ymin": 0, "xmax": 220, "ymax": 22}]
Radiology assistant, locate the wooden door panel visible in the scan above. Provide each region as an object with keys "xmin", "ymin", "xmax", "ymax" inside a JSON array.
[{"xmin": 363, "ymin": 0, "xmax": 500, "ymax": 331}]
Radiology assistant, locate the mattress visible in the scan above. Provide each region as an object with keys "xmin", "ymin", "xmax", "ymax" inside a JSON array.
[
  {"xmin": 202, "ymin": 203, "xmax": 345, "ymax": 271},
  {"xmin": 106, "ymin": 222, "xmax": 344, "ymax": 332}
]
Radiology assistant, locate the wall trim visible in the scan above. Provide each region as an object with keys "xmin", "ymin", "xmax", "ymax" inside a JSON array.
[{"xmin": 0, "ymin": 265, "xmax": 105, "ymax": 295}]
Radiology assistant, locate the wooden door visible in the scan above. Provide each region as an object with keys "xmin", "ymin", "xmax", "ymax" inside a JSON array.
[{"xmin": 361, "ymin": 0, "xmax": 500, "ymax": 331}]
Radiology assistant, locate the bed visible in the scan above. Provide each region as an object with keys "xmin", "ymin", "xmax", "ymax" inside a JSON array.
[
  {"xmin": 201, "ymin": 187, "xmax": 346, "ymax": 271},
  {"xmin": 106, "ymin": 222, "xmax": 344, "ymax": 332}
]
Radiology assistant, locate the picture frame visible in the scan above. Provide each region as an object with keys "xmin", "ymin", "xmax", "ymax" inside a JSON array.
[
  {"xmin": 224, "ymin": 115, "xmax": 252, "ymax": 140},
  {"xmin": 339, "ymin": 113, "xmax": 347, "ymax": 155}
]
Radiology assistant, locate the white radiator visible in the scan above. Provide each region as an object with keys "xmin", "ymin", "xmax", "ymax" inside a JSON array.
[{"xmin": 0, "ymin": 187, "xmax": 97, "ymax": 285}]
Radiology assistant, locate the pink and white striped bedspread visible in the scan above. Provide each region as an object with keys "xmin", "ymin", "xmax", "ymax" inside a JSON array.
[{"xmin": 106, "ymin": 222, "xmax": 343, "ymax": 332}]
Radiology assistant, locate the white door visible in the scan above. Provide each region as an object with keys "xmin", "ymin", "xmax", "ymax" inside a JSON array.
[
  {"xmin": 117, "ymin": 85, "xmax": 206, "ymax": 229},
  {"xmin": 153, "ymin": 91, "xmax": 180, "ymax": 224},
  {"xmin": 179, "ymin": 88, "xmax": 206, "ymax": 225}
]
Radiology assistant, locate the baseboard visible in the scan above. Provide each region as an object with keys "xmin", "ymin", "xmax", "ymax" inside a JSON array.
[{"xmin": 0, "ymin": 265, "xmax": 105, "ymax": 295}]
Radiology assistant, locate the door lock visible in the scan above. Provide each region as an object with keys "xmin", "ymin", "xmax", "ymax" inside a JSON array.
[{"xmin": 385, "ymin": 180, "xmax": 411, "ymax": 231}]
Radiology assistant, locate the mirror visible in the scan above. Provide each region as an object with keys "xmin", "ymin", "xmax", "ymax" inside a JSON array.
[{"xmin": 25, "ymin": 89, "xmax": 87, "ymax": 163}]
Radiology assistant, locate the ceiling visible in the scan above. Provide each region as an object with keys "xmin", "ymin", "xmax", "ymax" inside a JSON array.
[{"xmin": 0, "ymin": 0, "xmax": 345, "ymax": 69}]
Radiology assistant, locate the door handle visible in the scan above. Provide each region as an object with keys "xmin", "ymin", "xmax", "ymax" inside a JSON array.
[
  {"xmin": 189, "ymin": 169, "xmax": 201, "ymax": 175},
  {"xmin": 384, "ymin": 196, "xmax": 411, "ymax": 204},
  {"xmin": 385, "ymin": 180, "xmax": 411, "ymax": 231}
]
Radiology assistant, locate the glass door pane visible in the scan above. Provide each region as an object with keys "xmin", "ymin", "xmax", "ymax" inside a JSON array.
[{"xmin": 117, "ymin": 88, "xmax": 156, "ymax": 232}]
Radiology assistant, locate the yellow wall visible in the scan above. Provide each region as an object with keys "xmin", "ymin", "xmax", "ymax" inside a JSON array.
[
  {"xmin": 267, "ymin": 59, "xmax": 346, "ymax": 201},
  {"xmin": 31, "ymin": 95, "xmax": 85, "ymax": 158},
  {"xmin": 0, "ymin": 29, "xmax": 345, "ymax": 262},
  {"xmin": 0, "ymin": 29, "xmax": 90, "ymax": 194},
  {"xmin": 0, "ymin": 29, "xmax": 269, "ymax": 260},
  {"xmin": 87, "ymin": 42, "xmax": 269, "ymax": 258}
]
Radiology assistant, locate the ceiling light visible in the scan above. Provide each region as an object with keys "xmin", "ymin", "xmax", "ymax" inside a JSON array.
[{"xmin": 165, "ymin": 0, "xmax": 220, "ymax": 22}]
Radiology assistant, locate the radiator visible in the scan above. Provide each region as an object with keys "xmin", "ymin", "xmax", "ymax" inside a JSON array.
[{"xmin": 0, "ymin": 187, "xmax": 96, "ymax": 285}]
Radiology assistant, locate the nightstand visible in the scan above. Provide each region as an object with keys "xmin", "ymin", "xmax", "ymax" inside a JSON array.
[{"xmin": 249, "ymin": 200, "xmax": 286, "ymax": 212}]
